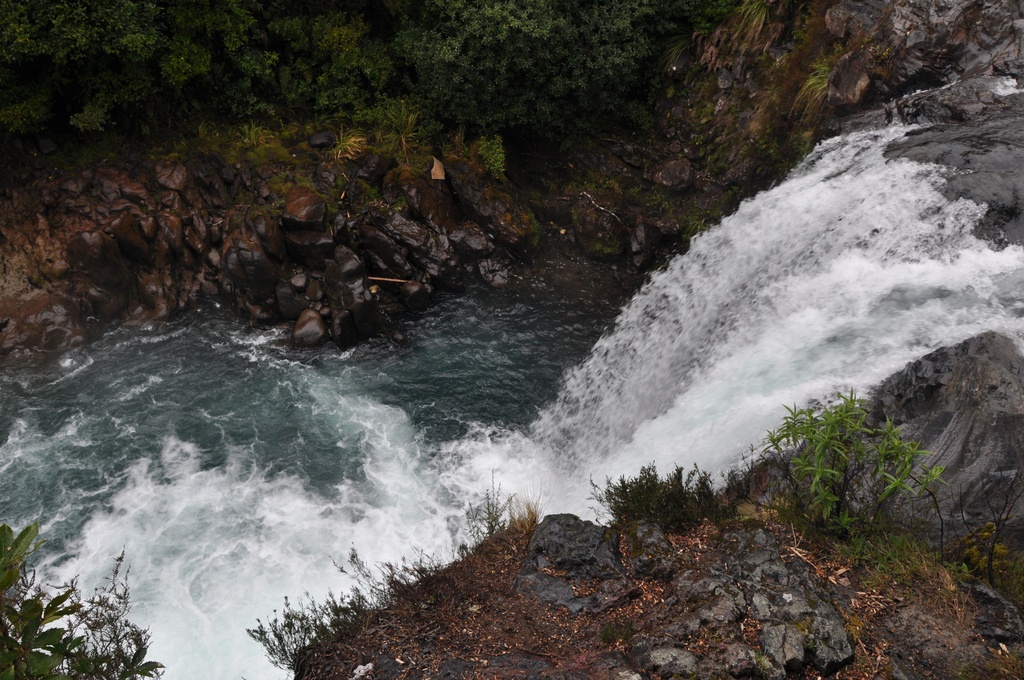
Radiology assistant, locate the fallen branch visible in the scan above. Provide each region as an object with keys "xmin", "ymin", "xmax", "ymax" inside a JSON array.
[{"xmin": 367, "ymin": 276, "xmax": 412, "ymax": 284}]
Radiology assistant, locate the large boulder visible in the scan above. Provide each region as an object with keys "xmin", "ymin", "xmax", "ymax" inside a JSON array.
[
  {"xmin": 871, "ymin": 332, "xmax": 1024, "ymax": 543},
  {"xmin": 291, "ymin": 308, "xmax": 329, "ymax": 348}
]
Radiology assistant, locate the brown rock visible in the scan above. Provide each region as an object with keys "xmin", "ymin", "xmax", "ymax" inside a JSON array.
[
  {"xmin": 282, "ymin": 186, "xmax": 327, "ymax": 231},
  {"xmin": 155, "ymin": 161, "xmax": 190, "ymax": 192},
  {"xmin": 108, "ymin": 212, "xmax": 154, "ymax": 265},
  {"xmin": 292, "ymin": 308, "xmax": 328, "ymax": 347},
  {"xmin": 221, "ymin": 227, "xmax": 280, "ymax": 302},
  {"xmin": 828, "ymin": 51, "xmax": 872, "ymax": 109}
]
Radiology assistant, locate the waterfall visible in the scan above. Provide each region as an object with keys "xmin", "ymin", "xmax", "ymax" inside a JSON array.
[
  {"xmin": 481, "ymin": 125, "xmax": 1024, "ymax": 508},
  {"xmin": 3, "ymin": 122, "xmax": 1023, "ymax": 680}
]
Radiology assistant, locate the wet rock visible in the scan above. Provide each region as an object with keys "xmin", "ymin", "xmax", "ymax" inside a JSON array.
[
  {"xmin": 0, "ymin": 293, "xmax": 89, "ymax": 353},
  {"xmin": 515, "ymin": 514, "xmax": 628, "ymax": 614},
  {"xmin": 829, "ymin": 51, "xmax": 873, "ymax": 110},
  {"xmin": 645, "ymin": 158, "xmax": 694, "ymax": 191},
  {"xmin": 355, "ymin": 154, "xmax": 394, "ymax": 186},
  {"xmin": 397, "ymin": 171, "xmax": 461, "ymax": 233},
  {"xmin": 381, "ymin": 213, "xmax": 462, "ymax": 292},
  {"xmin": 330, "ymin": 308, "xmax": 359, "ymax": 348},
  {"xmin": 524, "ymin": 514, "xmax": 624, "ymax": 580},
  {"xmin": 870, "ymin": 332, "xmax": 1024, "ymax": 542},
  {"xmin": 885, "ymin": 95, "xmax": 1024, "ymax": 246},
  {"xmin": 66, "ymin": 231, "xmax": 131, "ymax": 321},
  {"xmin": 108, "ymin": 212, "xmax": 154, "ymax": 265},
  {"xmin": 448, "ymin": 222, "xmax": 495, "ymax": 258},
  {"xmin": 221, "ymin": 226, "xmax": 280, "ymax": 304},
  {"xmin": 282, "ymin": 186, "xmax": 327, "ymax": 231},
  {"xmin": 308, "ymin": 131, "xmax": 338, "ymax": 149},
  {"xmin": 156, "ymin": 212, "xmax": 184, "ymax": 256},
  {"xmin": 400, "ymin": 281, "xmax": 430, "ymax": 312},
  {"xmin": 825, "ymin": 0, "xmax": 885, "ymax": 39},
  {"xmin": 573, "ymin": 192, "xmax": 628, "ymax": 261},
  {"xmin": 284, "ymin": 231, "xmax": 335, "ymax": 270},
  {"xmin": 446, "ymin": 159, "xmax": 538, "ymax": 257},
  {"xmin": 276, "ymin": 280, "xmax": 307, "ymax": 320},
  {"xmin": 478, "ymin": 258, "xmax": 512, "ymax": 288},
  {"xmin": 292, "ymin": 308, "xmax": 328, "ymax": 348},
  {"xmin": 251, "ymin": 212, "xmax": 287, "ymax": 261},
  {"xmin": 323, "ymin": 245, "xmax": 377, "ymax": 338},
  {"xmin": 629, "ymin": 219, "xmax": 660, "ymax": 270},
  {"xmin": 155, "ymin": 161, "xmax": 189, "ymax": 192},
  {"xmin": 359, "ymin": 221, "xmax": 416, "ymax": 280}
]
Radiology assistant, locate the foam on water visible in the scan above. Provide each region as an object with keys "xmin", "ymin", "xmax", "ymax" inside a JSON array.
[{"xmin": 3, "ymin": 122, "xmax": 1024, "ymax": 680}]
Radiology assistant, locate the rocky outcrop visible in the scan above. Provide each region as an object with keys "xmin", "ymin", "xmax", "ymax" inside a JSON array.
[
  {"xmin": 871, "ymin": 331, "xmax": 1024, "ymax": 545},
  {"xmin": 824, "ymin": 0, "xmax": 1024, "ymax": 111},
  {"xmin": 884, "ymin": 89, "xmax": 1024, "ymax": 247},
  {"xmin": 510, "ymin": 515, "xmax": 853, "ymax": 679},
  {"xmin": 0, "ymin": 143, "xmax": 565, "ymax": 356}
]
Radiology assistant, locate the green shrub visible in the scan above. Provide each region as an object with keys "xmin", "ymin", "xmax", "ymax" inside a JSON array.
[
  {"xmin": 592, "ymin": 464, "xmax": 733, "ymax": 531},
  {"xmin": 763, "ymin": 392, "xmax": 943, "ymax": 536},
  {"xmin": 476, "ymin": 135, "xmax": 505, "ymax": 177},
  {"xmin": 0, "ymin": 522, "xmax": 162, "ymax": 680},
  {"xmin": 401, "ymin": 0, "xmax": 669, "ymax": 138}
]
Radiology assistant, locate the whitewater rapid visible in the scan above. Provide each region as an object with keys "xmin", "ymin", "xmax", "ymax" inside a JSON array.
[{"xmin": 2, "ymin": 122, "xmax": 1023, "ymax": 679}]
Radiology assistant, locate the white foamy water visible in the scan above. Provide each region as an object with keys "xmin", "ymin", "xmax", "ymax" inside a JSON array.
[{"xmin": 3, "ymin": 123, "xmax": 1024, "ymax": 680}]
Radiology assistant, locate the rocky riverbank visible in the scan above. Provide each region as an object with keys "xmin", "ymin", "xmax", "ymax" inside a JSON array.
[{"xmin": 292, "ymin": 329, "xmax": 1024, "ymax": 680}]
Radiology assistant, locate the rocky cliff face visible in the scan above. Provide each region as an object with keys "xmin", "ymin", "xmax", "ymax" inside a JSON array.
[{"xmin": 0, "ymin": 149, "xmax": 555, "ymax": 355}]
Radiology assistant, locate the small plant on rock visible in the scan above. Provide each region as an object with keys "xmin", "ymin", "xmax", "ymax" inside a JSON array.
[{"xmin": 763, "ymin": 391, "xmax": 943, "ymax": 535}]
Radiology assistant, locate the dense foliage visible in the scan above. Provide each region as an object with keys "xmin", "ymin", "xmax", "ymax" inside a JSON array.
[
  {"xmin": 593, "ymin": 464, "xmax": 733, "ymax": 531},
  {"xmin": 0, "ymin": 0, "xmax": 738, "ymax": 139},
  {"xmin": 0, "ymin": 523, "xmax": 161, "ymax": 680}
]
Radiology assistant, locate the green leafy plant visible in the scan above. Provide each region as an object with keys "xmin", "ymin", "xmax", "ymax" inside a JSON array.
[
  {"xmin": 763, "ymin": 392, "xmax": 944, "ymax": 535},
  {"xmin": 592, "ymin": 463, "xmax": 733, "ymax": 531},
  {"xmin": 793, "ymin": 57, "xmax": 833, "ymax": 116},
  {"xmin": 475, "ymin": 135, "xmax": 505, "ymax": 178},
  {"xmin": 1, "ymin": 522, "xmax": 161, "ymax": 680}
]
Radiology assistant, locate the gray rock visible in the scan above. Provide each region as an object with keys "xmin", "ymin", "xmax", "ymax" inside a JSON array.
[
  {"xmin": 644, "ymin": 647, "xmax": 697, "ymax": 677},
  {"xmin": 626, "ymin": 522, "xmax": 675, "ymax": 580},
  {"xmin": 971, "ymin": 581, "xmax": 1024, "ymax": 643},
  {"xmin": 759, "ymin": 623, "xmax": 804, "ymax": 672},
  {"xmin": 811, "ymin": 605, "xmax": 854, "ymax": 674},
  {"xmin": 308, "ymin": 130, "xmax": 338, "ymax": 149},
  {"xmin": 722, "ymin": 643, "xmax": 757, "ymax": 677},
  {"xmin": 870, "ymin": 332, "xmax": 1024, "ymax": 543}
]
